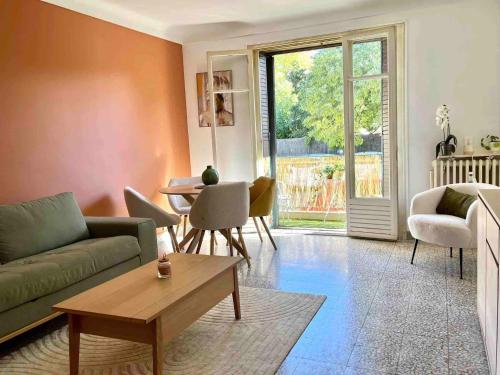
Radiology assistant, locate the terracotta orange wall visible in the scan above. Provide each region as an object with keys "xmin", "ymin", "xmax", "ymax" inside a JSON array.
[{"xmin": 0, "ymin": 0, "xmax": 191, "ymax": 215}]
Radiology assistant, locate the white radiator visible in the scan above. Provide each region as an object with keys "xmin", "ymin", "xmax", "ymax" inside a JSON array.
[{"xmin": 430, "ymin": 155, "xmax": 500, "ymax": 188}]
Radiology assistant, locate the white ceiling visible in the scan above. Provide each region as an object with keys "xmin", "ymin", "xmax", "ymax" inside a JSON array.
[{"xmin": 43, "ymin": 0, "xmax": 454, "ymax": 44}]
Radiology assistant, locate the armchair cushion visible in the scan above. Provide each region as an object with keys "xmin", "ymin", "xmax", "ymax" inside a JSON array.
[
  {"xmin": 408, "ymin": 214, "xmax": 472, "ymax": 248},
  {"xmin": 436, "ymin": 187, "xmax": 477, "ymax": 219}
]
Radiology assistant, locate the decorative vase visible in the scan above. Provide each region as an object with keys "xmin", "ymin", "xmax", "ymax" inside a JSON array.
[
  {"xmin": 441, "ymin": 143, "xmax": 454, "ymax": 156},
  {"xmin": 202, "ymin": 165, "xmax": 219, "ymax": 185},
  {"xmin": 463, "ymin": 137, "xmax": 474, "ymax": 155}
]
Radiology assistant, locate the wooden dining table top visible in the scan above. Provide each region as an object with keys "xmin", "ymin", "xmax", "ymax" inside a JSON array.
[
  {"xmin": 159, "ymin": 182, "xmax": 253, "ymax": 196},
  {"xmin": 159, "ymin": 184, "xmax": 203, "ymax": 196}
]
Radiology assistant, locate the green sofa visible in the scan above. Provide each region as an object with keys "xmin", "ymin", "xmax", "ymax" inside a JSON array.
[{"xmin": 0, "ymin": 192, "xmax": 157, "ymax": 340}]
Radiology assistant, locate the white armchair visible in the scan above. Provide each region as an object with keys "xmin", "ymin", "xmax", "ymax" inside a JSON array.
[{"xmin": 408, "ymin": 183, "xmax": 499, "ymax": 278}]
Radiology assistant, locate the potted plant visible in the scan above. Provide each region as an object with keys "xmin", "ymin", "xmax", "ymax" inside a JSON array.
[
  {"xmin": 435, "ymin": 104, "xmax": 457, "ymax": 158},
  {"xmin": 481, "ymin": 135, "xmax": 500, "ymax": 153},
  {"xmin": 322, "ymin": 165, "xmax": 335, "ymax": 180}
]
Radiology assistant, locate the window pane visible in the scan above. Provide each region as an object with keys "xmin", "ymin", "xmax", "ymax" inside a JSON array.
[
  {"xmin": 352, "ymin": 78, "xmax": 389, "ymax": 198},
  {"xmin": 352, "ymin": 39, "xmax": 387, "ymax": 77}
]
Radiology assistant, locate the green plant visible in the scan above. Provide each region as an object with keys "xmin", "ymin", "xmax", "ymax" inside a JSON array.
[
  {"xmin": 322, "ymin": 165, "xmax": 335, "ymax": 179},
  {"xmin": 274, "ymin": 43, "xmax": 386, "ymax": 147},
  {"xmin": 481, "ymin": 135, "xmax": 500, "ymax": 151},
  {"xmin": 322, "ymin": 164, "xmax": 345, "ymax": 179}
]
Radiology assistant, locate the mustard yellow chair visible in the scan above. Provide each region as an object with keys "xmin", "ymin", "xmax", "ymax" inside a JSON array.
[{"xmin": 250, "ymin": 176, "xmax": 277, "ymax": 250}]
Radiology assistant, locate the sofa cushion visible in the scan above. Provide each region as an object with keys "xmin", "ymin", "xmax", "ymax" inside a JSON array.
[
  {"xmin": 0, "ymin": 192, "xmax": 89, "ymax": 263},
  {"xmin": 0, "ymin": 236, "xmax": 140, "ymax": 313}
]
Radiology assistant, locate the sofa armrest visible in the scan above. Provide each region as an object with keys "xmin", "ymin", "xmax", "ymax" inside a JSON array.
[{"xmin": 84, "ymin": 216, "xmax": 157, "ymax": 264}]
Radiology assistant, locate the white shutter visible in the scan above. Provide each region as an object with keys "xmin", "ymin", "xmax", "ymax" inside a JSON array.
[{"xmin": 258, "ymin": 54, "xmax": 271, "ymax": 160}]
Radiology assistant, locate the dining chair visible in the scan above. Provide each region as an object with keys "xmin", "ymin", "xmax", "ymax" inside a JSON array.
[
  {"xmin": 187, "ymin": 182, "xmax": 251, "ymax": 266},
  {"xmin": 408, "ymin": 182, "xmax": 499, "ymax": 278},
  {"xmin": 249, "ymin": 176, "xmax": 277, "ymax": 250},
  {"xmin": 124, "ymin": 187, "xmax": 181, "ymax": 252},
  {"xmin": 167, "ymin": 176, "xmax": 202, "ymax": 237}
]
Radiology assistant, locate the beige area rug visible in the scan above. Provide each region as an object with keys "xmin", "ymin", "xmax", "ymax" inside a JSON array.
[{"xmin": 0, "ymin": 287, "xmax": 325, "ymax": 374}]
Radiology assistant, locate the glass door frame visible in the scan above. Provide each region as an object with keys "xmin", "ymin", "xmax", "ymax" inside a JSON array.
[
  {"xmin": 342, "ymin": 27, "xmax": 399, "ymax": 239},
  {"xmin": 253, "ymin": 26, "xmax": 400, "ymax": 238},
  {"xmin": 258, "ymin": 43, "xmax": 343, "ymax": 230}
]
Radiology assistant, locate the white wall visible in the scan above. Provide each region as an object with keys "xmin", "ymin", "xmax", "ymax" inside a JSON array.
[{"xmin": 182, "ymin": 0, "xmax": 500, "ymax": 207}]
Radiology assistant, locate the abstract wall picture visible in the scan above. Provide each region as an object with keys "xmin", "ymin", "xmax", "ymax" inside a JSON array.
[{"xmin": 197, "ymin": 70, "xmax": 234, "ymax": 127}]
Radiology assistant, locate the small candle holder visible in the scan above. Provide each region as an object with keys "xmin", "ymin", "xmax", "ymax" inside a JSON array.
[{"xmin": 157, "ymin": 253, "xmax": 172, "ymax": 279}]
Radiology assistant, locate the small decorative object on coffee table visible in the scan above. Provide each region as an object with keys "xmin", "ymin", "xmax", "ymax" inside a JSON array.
[
  {"xmin": 202, "ymin": 165, "xmax": 219, "ymax": 185},
  {"xmin": 435, "ymin": 104, "xmax": 457, "ymax": 157},
  {"xmin": 157, "ymin": 253, "xmax": 172, "ymax": 279}
]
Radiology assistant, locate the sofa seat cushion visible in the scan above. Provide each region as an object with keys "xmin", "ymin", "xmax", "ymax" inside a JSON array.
[
  {"xmin": 408, "ymin": 214, "xmax": 472, "ymax": 248},
  {"xmin": 0, "ymin": 236, "xmax": 141, "ymax": 313}
]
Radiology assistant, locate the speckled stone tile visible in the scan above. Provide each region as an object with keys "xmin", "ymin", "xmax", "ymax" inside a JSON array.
[
  {"xmin": 347, "ymin": 329, "xmax": 403, "ymax": 373},
  {"xmin": 447, "ymin": 305, "xmax": 484, "ymax": 344},
  {"xmin": 405, "ymin": 309, "xmax": 448, "ymax": 338},
  {"xmin": 355, "ymin": 327, "xmax": 404, "ymax": 347},
  {"xmin": 289, "ymin": 357, "xmax": 345, "ymax": 375},
  {"xmin": 345, "ymin": 366, "xmax": 396, "ymax": 375},
  {"xmin": 413, "ymin": 267, "xmax": 447, "ymax": 287},
  {"xmin": 383, "ymin": 261, "xmax": 416, "ymax": 280},
  {"xmin": 397, "ymin": 334, "xmax": 448, "ymax": 374},
  {"xmin": 448, "ymin": 336, "xmax": 489, "ymax": 375},
  {"xmin": 300, "ymin": 307, "xmax": 366, "ymax": 345},
  {"xmin": 288, "ymin": 334, "xmax": 355, "ymax": 366},
  {"xmin": 362, "ymin": 307, "xmax": 408, "ymax": 334},
  {"xmin": 348, "ymin": 344, "xmax": 400, "ymax": 373}
]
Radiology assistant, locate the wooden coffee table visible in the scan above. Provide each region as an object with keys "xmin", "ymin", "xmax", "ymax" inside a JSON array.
[{"xmin": 53, "ymin": 253, "xmax": 242, "ymax": 375}]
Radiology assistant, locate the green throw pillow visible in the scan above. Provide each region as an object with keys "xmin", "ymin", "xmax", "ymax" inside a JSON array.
[{"xmin": 436, "ymin": 187, "xmax": 477, "ymax": 219}]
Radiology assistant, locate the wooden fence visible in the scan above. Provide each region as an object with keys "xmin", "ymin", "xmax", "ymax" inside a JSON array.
[{"xmin": 276, "ymin": 154, "xmax": 382, "ymax": 215}]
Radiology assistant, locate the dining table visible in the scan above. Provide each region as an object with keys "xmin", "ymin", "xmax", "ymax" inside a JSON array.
[{"xmin": 159, "ymin": 183, "xmax": 250, "ymax": 257}]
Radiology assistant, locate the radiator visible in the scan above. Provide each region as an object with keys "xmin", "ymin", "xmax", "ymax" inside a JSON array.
[{"xmin": 430, "ymin": 155, "xmax": 500, "ymax": 188}]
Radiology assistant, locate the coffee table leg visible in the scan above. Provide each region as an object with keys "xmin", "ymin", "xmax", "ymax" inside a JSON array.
[
  {"xmin": 232, "ymin": 266, "xmax": 241, "ymax": 320},
  {"xmin": 68, "ymin": 314, "xmax": 80, "ymax": 375},
  {"xmin": 152, "ymin": 318, "xmax": 164, "ymax": 375}
]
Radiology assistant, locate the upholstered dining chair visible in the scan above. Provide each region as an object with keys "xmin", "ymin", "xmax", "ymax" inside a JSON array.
[
  {"xmin": 408, "ymin": 182, "xmax": 499, "ymax": 278},
  {"xmin": 249, "ymin": 176, "xmax": 277, "ymax": 250},
  {"xmin": 187, "ymin": 182, "xmax": 251, "ymax": 266},
  {"xmin": 124, "ymin": 187, "xmax": 181, "ymax": 253},
  {"xmin": 167, "ymin": 176, "xmax": 202, "ymax": 237}
]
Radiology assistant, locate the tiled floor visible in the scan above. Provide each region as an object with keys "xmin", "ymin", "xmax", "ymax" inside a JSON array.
[
  {"xmin": 179, "ymin": 229, "xmax": 488, "ymax": 375},
  {"xmin": 1, "ymin": 230, "xmax": 488, "ymax": 375}
]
